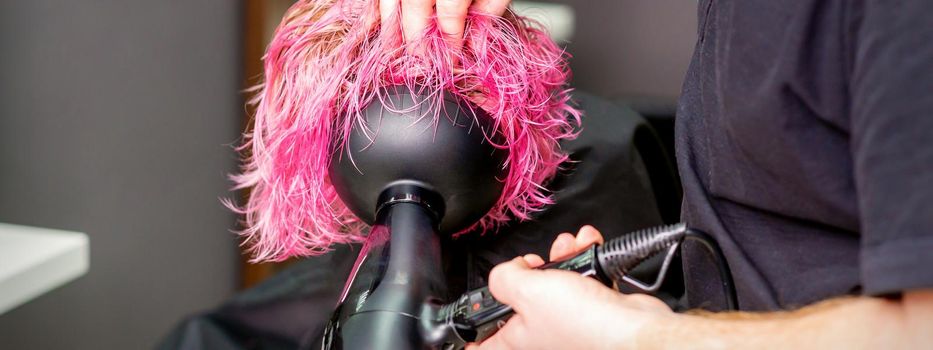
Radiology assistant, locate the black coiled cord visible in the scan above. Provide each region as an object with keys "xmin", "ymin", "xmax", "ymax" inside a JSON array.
[
  {"xmin": 596, "ymin": 223, "xmax": 738, "ymax": 310},
  {"xmin": 596, "ymin": 223, "xmax": 686, "ymax": 283}
]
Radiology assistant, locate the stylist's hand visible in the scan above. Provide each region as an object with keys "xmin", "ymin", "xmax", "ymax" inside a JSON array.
[
  {"xmin": 380, "ymin": 0, "xmax": 510, "ymax": 48},
  {"xmin": 468, "ymin": 226, "xmax": 675, "ymax": 349}
]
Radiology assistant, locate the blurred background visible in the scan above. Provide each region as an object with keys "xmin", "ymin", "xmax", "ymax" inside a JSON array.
[{"xmin": 0, "ymin": 1, "xmax": 696, "ymax": 348}]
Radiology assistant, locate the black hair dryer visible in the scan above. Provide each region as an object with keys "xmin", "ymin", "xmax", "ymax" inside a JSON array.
[
  {"xmin": 320, "ymin": 87, "xmax": 738, "ymax": 350},
  {"xmin": 322, "ymin": 86, "xmax": 508, "ymax": 350}
]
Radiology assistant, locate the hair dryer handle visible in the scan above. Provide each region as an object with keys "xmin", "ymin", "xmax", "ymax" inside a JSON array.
[{"xmin": 439, "ymin": 246, "xmax": 607, "ymax": 345}]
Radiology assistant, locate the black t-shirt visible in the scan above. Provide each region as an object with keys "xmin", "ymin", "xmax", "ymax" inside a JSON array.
[{"xmin": 677, "ymin": 0, "xmax": 933, "ymax": 311}]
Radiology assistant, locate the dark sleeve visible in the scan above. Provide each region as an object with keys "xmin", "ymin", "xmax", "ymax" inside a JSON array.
[{"xmin": 850, "ymin": 0, "xmax": 933, "ymax": 295}]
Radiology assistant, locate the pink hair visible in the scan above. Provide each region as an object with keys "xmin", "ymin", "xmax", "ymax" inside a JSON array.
[{"xmin": 228, "ymin": 0, "xmax": 580, "ymax": 262}]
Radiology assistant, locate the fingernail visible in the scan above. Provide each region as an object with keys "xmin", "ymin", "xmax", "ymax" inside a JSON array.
[{"xmin": 554, "ymin": 238, "xmax": 567, "ymax": 250}]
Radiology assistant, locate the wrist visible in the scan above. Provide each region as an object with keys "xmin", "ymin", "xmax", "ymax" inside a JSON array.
[{"xmin": 627, "ymin": 307, "xmax": 684, "ymax": 350}]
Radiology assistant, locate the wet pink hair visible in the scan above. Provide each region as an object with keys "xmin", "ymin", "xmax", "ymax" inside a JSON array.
[{"xmin": 229, "ymin": 0, "xmax": 579, "ymax": 262}]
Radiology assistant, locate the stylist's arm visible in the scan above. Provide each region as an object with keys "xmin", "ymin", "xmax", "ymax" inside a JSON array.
[{"xmin": 473, "ymin": 226, "xmax": 933, "ymax": 349}]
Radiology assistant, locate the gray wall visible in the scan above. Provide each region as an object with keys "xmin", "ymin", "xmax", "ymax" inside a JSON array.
[
  {"xmin": 558, "ymin": 0, "xmax": 698, "ymax": 105},
  {"xmin": 0, "ymin": 1, "xmax": 242, "ymax": 349}
]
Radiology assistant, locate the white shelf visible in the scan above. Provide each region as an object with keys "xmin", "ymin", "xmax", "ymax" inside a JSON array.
[{"xmin": 0, "ymin": 223, "xmax": 89, "ymax": 315}]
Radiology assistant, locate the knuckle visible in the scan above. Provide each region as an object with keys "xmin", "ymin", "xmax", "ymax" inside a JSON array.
[
  {"xmin": 436, "ymin": 0, "xmax": 470, "ymax": 17},
  {"xmin": 488, "ymin": 264, "xmax": 509, "ymax": 291},
  {"xmin": 402, "ymin": 0, "xmax": 433, "ymax": 7},
  {"xmin": 437, "ymin": 0, "xmax": 468, "ymax": 7}
]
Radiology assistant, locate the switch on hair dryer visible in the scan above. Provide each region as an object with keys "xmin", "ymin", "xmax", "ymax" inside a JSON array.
[{"xmin": 435, "ymin": 245, "xmax": 607, "ymax": 345}]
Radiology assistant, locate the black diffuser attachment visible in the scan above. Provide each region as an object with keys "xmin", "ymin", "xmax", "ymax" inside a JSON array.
[{"xmin": 329, "ymin": 85, "xmax": 507, "ymax": 234}]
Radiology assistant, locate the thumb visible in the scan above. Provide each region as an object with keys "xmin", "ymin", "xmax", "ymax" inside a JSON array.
[{"xmin": 487, "ymin": 257, "xmax": 541, "ymax": 313}]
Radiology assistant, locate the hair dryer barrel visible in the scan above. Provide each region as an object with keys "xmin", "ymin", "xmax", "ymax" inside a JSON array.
[{"xmin": 336, "ymin": 199, "xmax": 445, "ymax": 350}]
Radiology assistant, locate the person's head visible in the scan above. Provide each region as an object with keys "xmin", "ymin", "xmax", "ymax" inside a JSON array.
[{"xmin": 230, "ymin": 0, "xmax": 579, "ymax": 261}]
